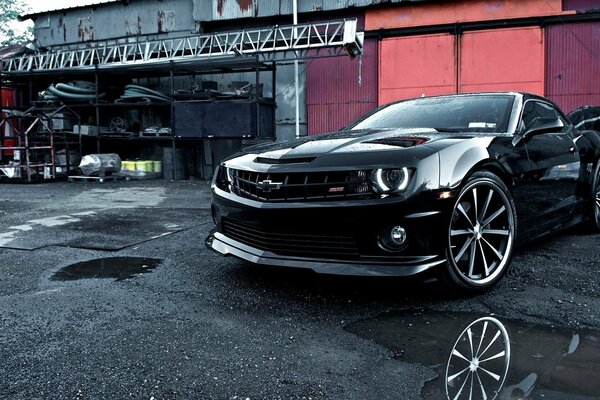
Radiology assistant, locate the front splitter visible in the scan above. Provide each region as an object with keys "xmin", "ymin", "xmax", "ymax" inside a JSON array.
[{"xmin": 206, "ymin": 230, "xmax": 446, "ymax": 277}]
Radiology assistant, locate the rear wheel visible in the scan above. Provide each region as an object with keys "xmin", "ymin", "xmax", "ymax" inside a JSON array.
[
  {"xmin": 591, "ymin": 163, "xmax": 600, "ymax": 230},
  {"xmin": 444, "ymin": 172, "xmax": 516, "ymax": 292}
]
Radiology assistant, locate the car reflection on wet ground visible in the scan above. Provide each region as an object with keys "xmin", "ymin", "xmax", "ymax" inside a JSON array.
[
  {"xmin": 51, "ymin": 257, "xmax": 161, "ymax": 281},
  {"xmin": 346, "ymin": 310, "xmax": 600, "ymax": 400}
]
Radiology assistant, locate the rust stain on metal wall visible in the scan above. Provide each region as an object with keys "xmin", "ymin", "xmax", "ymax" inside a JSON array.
[
  {"xmin": 78, "ymin": 16, "xmax": 94, "ymax": 42},
  {"xmin": 157, "ymin": 10, "xmax": 165, "ymax": 33},
  {"xmin": 157, "ymin": 10, "xmax": 175, "ymax": 33},
  {"xmin": 58, "ymin": 16, "xmax": 67, "ymax": 42},
  {"xmin": 215, "ymin": 0, "xmax": 255, "ymax": 17},
  {"xmin": 237, "ymin": 0, "xmax": 253, "ymax": 12},
  {"xmin": 125, "ymin": 15, "xmax": 142, "ymax": 36}
]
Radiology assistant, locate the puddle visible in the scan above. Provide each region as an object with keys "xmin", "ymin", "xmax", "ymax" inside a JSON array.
[
  {"xmin": 51, "ymin": 257, "xmax": 161, "ymax": 281},
  {"xmin": 345, "ymin": 310, "xmax": 600, "ymax": 400}
]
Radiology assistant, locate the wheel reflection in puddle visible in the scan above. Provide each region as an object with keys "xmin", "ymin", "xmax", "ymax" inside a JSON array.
[
  {"xmin": 446, "ymin": 317, "xmax": 510, "ymax": 400},
  {"xmin": 345, "ymin": 310, "xmax": 598, "ymax": 400}
]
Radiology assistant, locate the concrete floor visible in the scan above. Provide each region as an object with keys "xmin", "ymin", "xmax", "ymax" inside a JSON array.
[{"xmin": 0, "ymin": 180, "xmax": 599, "ymax": 399}]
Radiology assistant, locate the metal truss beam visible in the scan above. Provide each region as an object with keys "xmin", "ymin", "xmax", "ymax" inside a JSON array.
[{"xmin": 1, "ymin": 19, "xmax": 363, "ymax": 74}]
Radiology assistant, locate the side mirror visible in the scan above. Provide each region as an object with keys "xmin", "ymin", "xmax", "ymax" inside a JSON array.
[
  {"xmin": 512, "ymin": 117, "xmax": 563, "ymax": 146},
  {"xmin": 523, "ymin": 117, "xmax": 564, "ymax": 137}
]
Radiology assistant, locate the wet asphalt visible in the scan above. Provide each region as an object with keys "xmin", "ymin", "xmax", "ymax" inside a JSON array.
[{"xmin": 0, "ymin": 180, "xmax": 599, "ymax": 399}]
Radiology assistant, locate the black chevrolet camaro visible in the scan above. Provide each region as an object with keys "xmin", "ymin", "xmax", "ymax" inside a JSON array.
[{"xmin": 206, "ymin": 92, "xmax": 600, "ymax": 292}]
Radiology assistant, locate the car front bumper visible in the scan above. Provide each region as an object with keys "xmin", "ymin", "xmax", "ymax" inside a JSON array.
[{"xmin": 205, "ymin": 185, "xmax": 454, "ymax": 276}]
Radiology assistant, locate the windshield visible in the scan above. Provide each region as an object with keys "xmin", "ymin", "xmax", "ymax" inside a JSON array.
[{"xmin": 349, "ymin": 95, "xmax": 515, "ymax": 133}]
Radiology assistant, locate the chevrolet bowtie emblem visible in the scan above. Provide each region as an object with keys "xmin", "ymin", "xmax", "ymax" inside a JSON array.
[{"xmin": 257, "ymin": 179, "xmax": 283, "ymax": 192}]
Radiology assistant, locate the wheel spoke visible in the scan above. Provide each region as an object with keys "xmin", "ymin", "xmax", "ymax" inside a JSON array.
[
  {"xmin": 479, "ymin": 330, "xmax": 501, "ymax": 359},
  {"xmin": 481, "ymin": 237, "xmax": 504, "ymax": 261},
  {"xmin": 475, "ymin": 321, "xmax": 488, "ymax": 357},
  {"xmin": 458, "ymin": 203, "xmax": 475, "ymax": 227},
  {"xmin": 472, "ymin": 188, "xmax": 479, "ymax": 223},
  {"xmin": 467, "ymin": 241, "xmax": 477, "ymax": 277},
  {"xmin": 467, "ymin": 328, "xmax": 474, "ymax": 358},
  {"xmin": 475, "ymin": 370, "xmax": 488, "ymax": 400},
  {"xmin": 448, "ymin": 365, "xmax": 470, "ymax": 383},
  {"xmin": 480, "ymin": 350, "xmax": 506, "ymax": 363},
  {"xmin": 479, "ymin": 189, "xmax": 493, "ymax": 222},
  {"xmin": 451, "ymin": 229, "xmax": 473, "ymax": 236},
  {"xmin": 482, "ymin": 205, "xmax": 506, "ymax": 227},
  {"xmin": 478, "ymin": 241, "xmax": 490, "ymax": 277},
  {"xmin": 482, "ymin": 229, "xmax": 510, "ymax": 236},
  {"xmin": 478, "ymin": 366, "xmax": 501, "ymax": 382},
  {"xmin": 454, "ymin": 235, "xmax": 475, "ymax": 262},
  {"xmin": 452, "ymin": 348, "xmax": 471, "ymax": 363},
  {"xmin": 468, "ymin": 369, "xmax": 474, "ymax": 400},
  {"xmin": 452, "ymin": 370, "xmax": 473, "ymax": 400}
]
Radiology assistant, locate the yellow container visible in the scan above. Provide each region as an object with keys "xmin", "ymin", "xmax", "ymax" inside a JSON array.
[
  {"xmin": 153, "ymin": 160, "xmax": 162, "ymax": 173},
  {"xmin": 121, "ymin": 161, "xmax": 134, "ymax": 171},
  {"xmin": 135, "ymin": 161, "xmax": 146, "ymax": 172}
]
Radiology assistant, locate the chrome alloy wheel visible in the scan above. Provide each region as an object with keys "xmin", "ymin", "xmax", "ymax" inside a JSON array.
[
  {"xmin": 448, "ymin": 179, "xmax": 515, "ymax": 287},
  {"xmin": 445, "ymin": 317, "xmax": 511, "ymax": 400},
  {"xmin": 594, "ymin": 166, "xmax": 600, "ymax": 228}
]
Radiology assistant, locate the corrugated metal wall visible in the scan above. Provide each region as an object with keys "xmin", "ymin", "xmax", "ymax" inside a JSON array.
[
  {"xmin": 378, "ymin": 34, "xmax": 456, "ymax": 105},
  {"xmin": 194, "ymin": 0, "xmax": 429, "ymax": 21},
  {"xmin": 563, "ymin": 0, "xmax": 600, "ymax": 11},
  {"xmin": 34, "ymin": 0, "xmax": 195, "ymax": 48},
  {"xmin": 460, "ymin": 27, "xmax": 545, "ymax": 94},
  {"xmin": 365, "ymin": 0, "xmax": 563, "ymax": 31},
  {"xmin": 306, "ymin": 39, "xmax": 378, "ymax": 134},
  {"xmin": 546, "ymin": 21, "xmax": 600, "ymax": 112}
]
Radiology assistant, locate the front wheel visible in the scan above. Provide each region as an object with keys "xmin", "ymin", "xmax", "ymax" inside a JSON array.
[
  {"xmin": 443, "ymin": 172, "xmax": 517, "ymax": 293},
  {"xmin": 590, "ymin": 163, "xmax": 600, "ymax": 230}
]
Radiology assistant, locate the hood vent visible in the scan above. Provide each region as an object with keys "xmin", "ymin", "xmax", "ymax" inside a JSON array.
[
  {"xmin": 254, "ymin": 156, "xmax": 316, "ymax": 164},
  {"xmin": 367, "ymin": 137, "xmax": 429, "ymax": 148}
]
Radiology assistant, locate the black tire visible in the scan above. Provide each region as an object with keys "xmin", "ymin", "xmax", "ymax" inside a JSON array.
[
  {"xmin": 590, "ymin": 162, "xmax": 600, "ymax": 231},
  {"xmin": 443, "ymin": 171, "xmax": 517, "ymax": 293}
]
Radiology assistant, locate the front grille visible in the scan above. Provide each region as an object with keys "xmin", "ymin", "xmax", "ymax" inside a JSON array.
[
  {"xmin": 221, "ymin": 217, "xmax": 360, "ymax": 259},
  {"xmin": 225, "ymin": 168, "xmax": 372, "ymax": 202}
]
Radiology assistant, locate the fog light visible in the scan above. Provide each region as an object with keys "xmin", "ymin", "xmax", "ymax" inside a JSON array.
[
  {"xmin": 378, "ymin": 225, "xmax": 407, "ymax": 252},
  {"xmin": 390, "ymin": 226, "xmax": 407, "ymax": 245}
]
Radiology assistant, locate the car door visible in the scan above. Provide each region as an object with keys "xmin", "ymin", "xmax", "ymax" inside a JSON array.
[{"xmin": 518, "ymin": 100, "xmax": 580, "ymax": 234}]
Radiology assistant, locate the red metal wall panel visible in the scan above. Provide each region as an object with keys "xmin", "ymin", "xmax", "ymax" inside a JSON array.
[
  {"xmin": 1, "ymin": 88, "xmax": 15, "ymax": 158},
  {"xmin": 306, "ymin": 38, "xmax": 378, "ymax": 135},
  {"xmin": 546, "ymin": 21, "xmax": 600, "ymax": 113},
  {"xmin": 563, "ymin": 0, "xmax": 600, "ymax": 11},
  {"xmin": 459, "ymin": 27, "xmax": 545, "ymax": 95},
  {"xmin": 366, "ymin": 0, "xmax": 567, "ymax": 31},
  {"xmin": 378, "ymin": 34, "xmax": 456, "ymax": 105}
]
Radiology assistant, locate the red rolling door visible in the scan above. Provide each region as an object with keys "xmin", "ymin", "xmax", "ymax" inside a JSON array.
[
  {"xmin": 378, "ymin": 33, "xmax": 456, "ymax": 105},
  {"xmin": 459, "ymin": 27, "xmax": 545, "ymax": 95}
]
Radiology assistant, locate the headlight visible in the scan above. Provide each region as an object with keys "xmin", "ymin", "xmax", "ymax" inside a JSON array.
[{"xmin": 370, "ymin": 167, "xmax": 410, "ymax": 194}]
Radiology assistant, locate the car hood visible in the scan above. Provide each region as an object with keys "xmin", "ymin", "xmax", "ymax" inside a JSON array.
[{"xmin": 225, "ymin": 128, "xmax": 495, "ymax": 171}]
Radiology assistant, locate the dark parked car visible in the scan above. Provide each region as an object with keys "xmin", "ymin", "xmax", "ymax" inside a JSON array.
[{"xmin": 206, "ymin": 92, "xmax": 600, "ymax": 292}]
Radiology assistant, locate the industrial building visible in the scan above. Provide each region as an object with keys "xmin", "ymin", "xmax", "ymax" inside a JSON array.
[{"xmin": 1, "ymin": 0, "xmax": 599, "ymax": 181}]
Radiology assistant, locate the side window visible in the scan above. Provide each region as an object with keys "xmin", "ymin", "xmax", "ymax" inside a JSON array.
[{"xmin": 520, "ymin": 101, "xmax": 565, "ymax": 132}]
